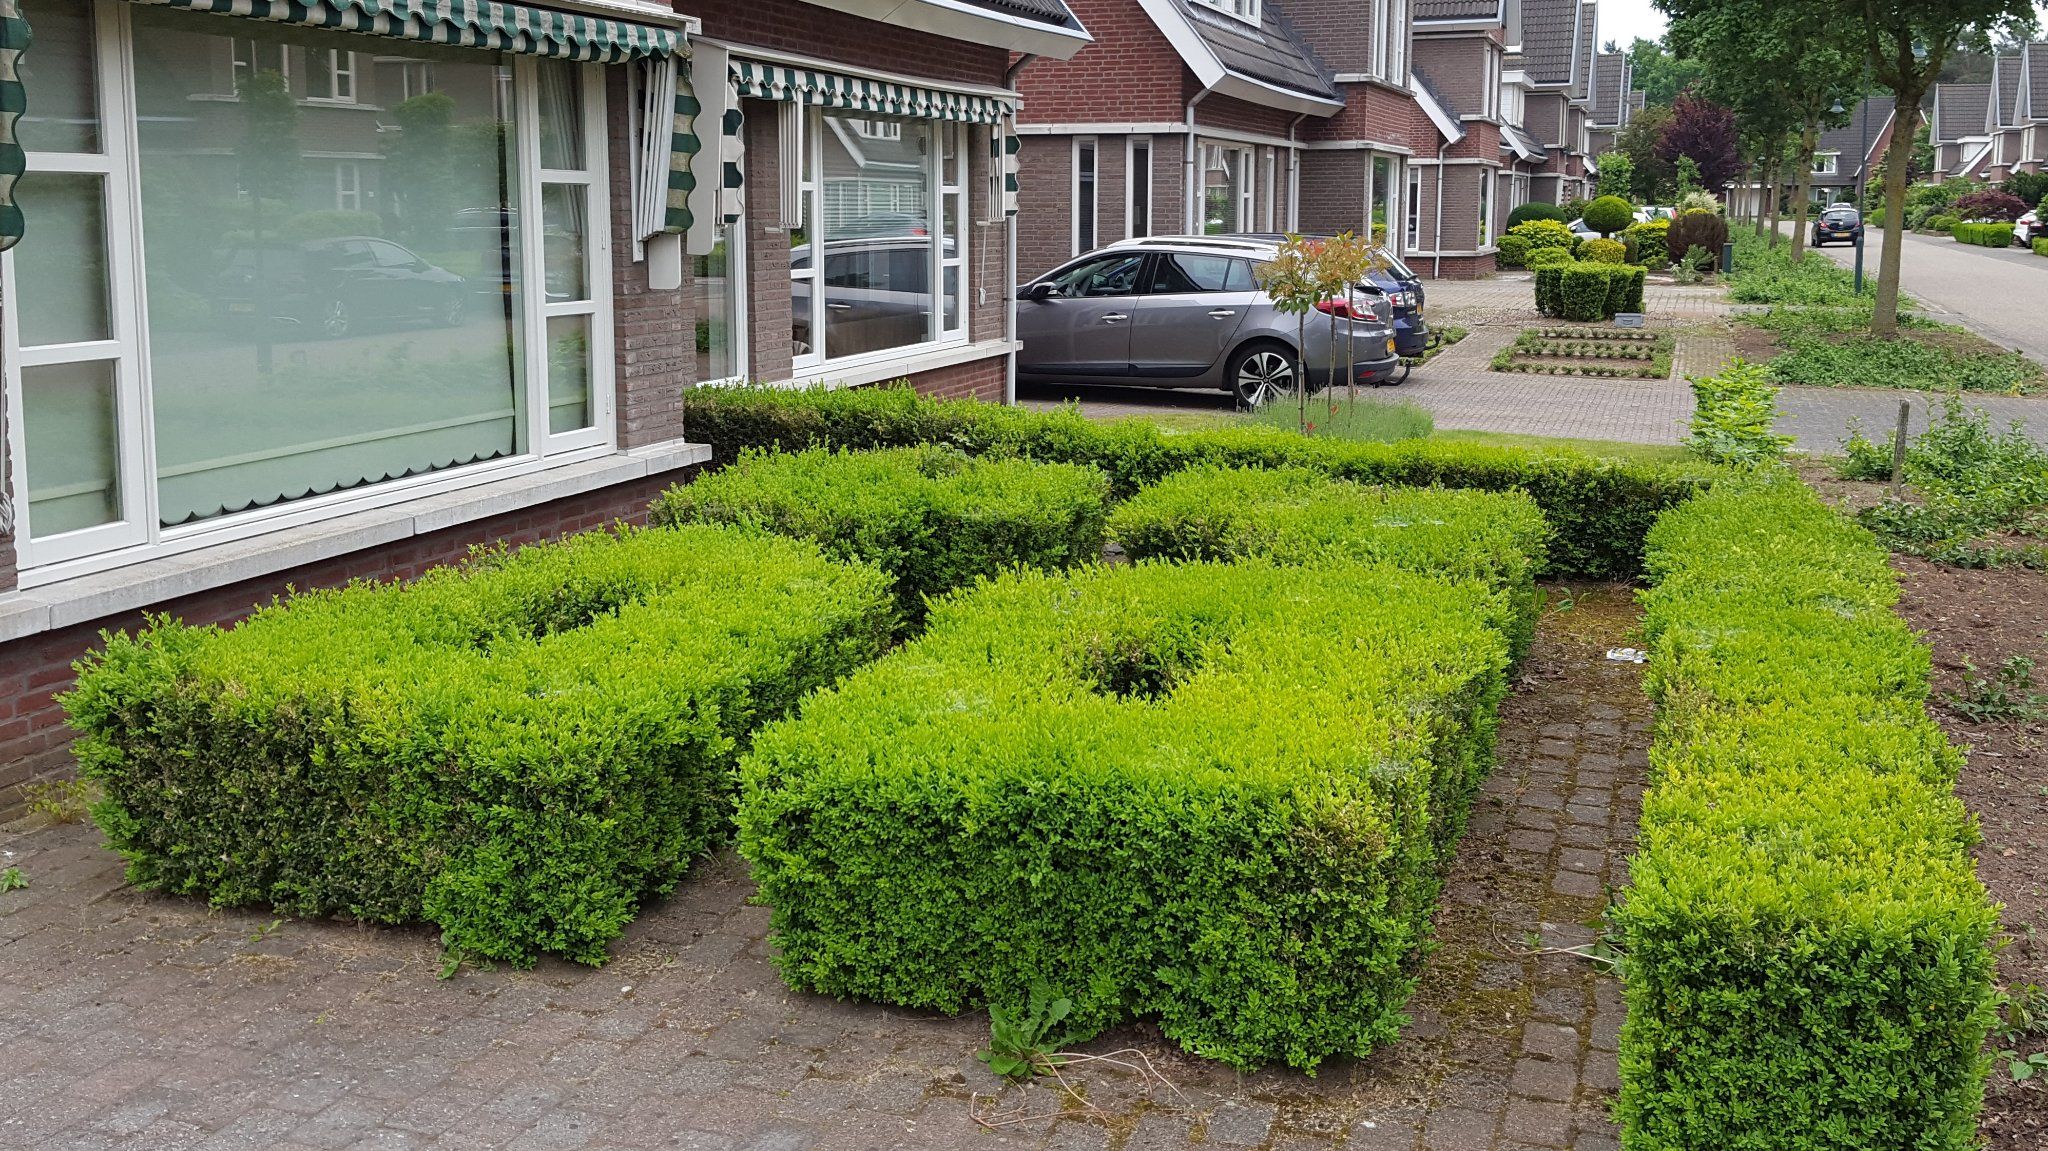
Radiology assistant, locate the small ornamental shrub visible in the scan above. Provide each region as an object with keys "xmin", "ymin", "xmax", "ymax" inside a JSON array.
[
  {"xmin": 1108, "ymin": 466, "xmax": 1549, "ymax": 659},
  {"xmin": 651, "ymin": 446, "xmax": 1109, "ymax": 621},
  {"xmin": 680, "ymin": 385, "xmax": 1720, "ymax": 579},
  {"xmin": 1952, "ymin": 221, "xmax": 2015, "ymax": 247},
  {"xmin": 1623, "ymin": 219, "xmax": 1670, "ymax": 267},
  {"xmin": 1508, "ymin": 218, "xmax": 1577, "ymax": 255},
  {"xmin": 1665, "ymin": 209, "xmax": 1729, "ymax": 270},
  {"xmin": 1506, "ymin": 201, "xmax": 1570, "ymax": 229},
  {"xmin": 1581, "ymin": 237, "xmax": 1627, "ymax": 264},
  {"xmin": 1526, "ymin": 246, "xmax": 1577, "ymax": 268},
  {"xmin": 1674, "ymin": 189, "xmax": 1722, "ymax": 214},
  {"xmin": 1541, "ymin": 264, "xmax": 1643, "ymax": 321},
  {"xmin": 1615, "ymin": 481, "xmax": 1998, "ymax": 1151},
  {"xmin": 1685, "ymin": 358, "xmax": 1792, "ymax": 469},
  {"xmin": 1923, "ymin": 213, "xmax": 1960, "ymax": 233},
  {"xmin": 1496, "ymin": 233, "xmax": 1533, "ymax": 266},
  {"xmin": 63, "ymin": 525, "xmax": 896, "ymax": 968},
  {"xmin": 2035, "ymin": 236, "xmax": 2048, "ymax": 257},
  {"xmin": 1582, "ymin": 194, "xmax": 1636, "ymax": 236},
  {"xmin": 1953, "ymin": 188, "xmax": 2029, "ymax": 222},
  {"xmin": 739, "ymin": 559, "xmax": 1512, "ymax": 1072}
]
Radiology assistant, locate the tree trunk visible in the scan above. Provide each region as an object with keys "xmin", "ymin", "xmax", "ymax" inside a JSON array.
[
  {"xmin": 1873, "ymin": 94, "xmax": 1920, "ymax": 338},
  {"xmin": 1751, "ymin": 155, "xmax": 1767, "ymax": 234},
  {"xmin": 1789, "ymin": 121, "xmax": 1818, "ymax": 261},
  {"xmin": 1766, "ymin": 154, "xmax": 1783, "ymax": 248}
]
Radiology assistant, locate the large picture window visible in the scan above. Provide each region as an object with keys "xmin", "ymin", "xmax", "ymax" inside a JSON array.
[
  {"xmin": 4, "ymin": 0, "xmax": 614, "ymax": 574},
  {"xmin": 789, "ymin": 109, "xmax": 968, "ymax": 370}
]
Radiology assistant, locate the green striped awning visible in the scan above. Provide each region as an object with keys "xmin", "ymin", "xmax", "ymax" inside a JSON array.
[
  {"xmin": 0, "ymin": 0, "xmax": 25, "ymax": 252},
  {"xmin": 130, "ymin": 0, "xmax": 684, "ymax": 62},
  {"xmin": 731, "ymin": 58, "xmax": 1014, "ymax": 125}
]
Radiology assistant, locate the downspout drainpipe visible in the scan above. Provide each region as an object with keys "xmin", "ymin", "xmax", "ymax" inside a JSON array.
[
  {"xmin": 1185, "ymin": 89, "xmax": 1212, "ymax": 233},
  {"xmin": 1002, "ymin": 54, "xmax": 1037, "ymax": 406},
  {"xmin": 1432, "ymin": 138, "xmax": 1450, "ymax": 278},
  {"xmin": 1286, "ymin": 112, "xmax": 1308, "ymax": 232}
]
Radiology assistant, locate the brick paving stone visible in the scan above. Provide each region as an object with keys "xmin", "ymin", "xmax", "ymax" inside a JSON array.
[{"xmin": 0, "ymin": 585, "xmax": 1653, "ymax": 1151}]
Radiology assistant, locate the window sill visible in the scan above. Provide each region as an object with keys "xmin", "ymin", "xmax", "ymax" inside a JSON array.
[
  {"xmin": 0, "ymin": 439, "xmax": 711, "ymax": 644},
  {"xmin": 778, "ymin": 338, "xmax": 1019, "ymax": 391}
]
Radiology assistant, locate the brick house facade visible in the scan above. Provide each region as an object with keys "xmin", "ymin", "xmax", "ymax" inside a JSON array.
[{"xmin": 0, "ymin": 0, "xmax": 1088, "ymax": 814}]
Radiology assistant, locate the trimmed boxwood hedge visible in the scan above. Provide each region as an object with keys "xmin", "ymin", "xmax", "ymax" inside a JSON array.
[
  {"xmin": 1613, "ymin": 481, "xmax": 1998, "ymax": 1151},
  {"xmin": 1108, "ymin": 465, "xmax": 1548, "ymax": 660},
  {"xmin": 1537, "ymin": 262, "xmax": 1646, "ymax": 321},
  {"xmin": 650, "ymin": 445, "xmax": 1108, "ymax": 621},
  {"xmin": 64, "ymin": 525, "xmax": 895, "ymax": 968},
  {"xmin": 1952, "ymin": 221, "xmax": 2015, "ymax": 247},
  {"xmin": 738, "ymin": 558, "xmax": 1511, "ymax": 1072},
  {"xmin": 681, "ymin": 385, "xmax": 1717, "ymax": 580}
]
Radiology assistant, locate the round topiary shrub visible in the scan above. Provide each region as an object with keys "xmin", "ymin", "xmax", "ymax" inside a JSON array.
[
  {"xmin": 1506, "ymin": 202, "xmax": 1570, "ymax": 230},
  {"xmin": 1582, "ymin": 238, "xmax": 1627, "ymax": 264},
  {"xmin": 1924, "ymin": 214, "xmax": 1959, "ymax": 233},
  {"xmin": 1526, "ymin": 246, "xmax": 1577, "ymax": 268},
  {"xmin": 1583, "ymin": 195, "xmax": 1636, "ymax": 236},
  {"xmin": 1496, "ymin": 233, "xmax": 1533, "ymax": 266}
]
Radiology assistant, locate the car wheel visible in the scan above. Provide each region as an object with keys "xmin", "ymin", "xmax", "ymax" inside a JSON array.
[
  {"xmin": 1229, "ymin": 344, "xmax": 1299, "ymax": 409},
  {"xmin": 319, "ymin": 299, "xmax": 351, "ymax": 339}
]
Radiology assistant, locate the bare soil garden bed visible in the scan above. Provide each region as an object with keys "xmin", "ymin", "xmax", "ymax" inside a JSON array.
[{"xmin": 1890, "ymin": 557, "xmax": 2048, "ymax": 1151}]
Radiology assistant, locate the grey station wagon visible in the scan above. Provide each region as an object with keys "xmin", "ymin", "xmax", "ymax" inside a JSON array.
[{"xmin": 1016, "ymin": 236, "xmax": 1401, "ymax": 407}]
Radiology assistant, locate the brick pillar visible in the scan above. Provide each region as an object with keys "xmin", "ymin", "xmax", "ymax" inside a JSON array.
[
  {"xmin": 605, "ymin": 69, "xmax": 691, "ymax": 447},
  {"xmin": 743, "ymin": 100, "xmax": 795, "ymax": 384}
]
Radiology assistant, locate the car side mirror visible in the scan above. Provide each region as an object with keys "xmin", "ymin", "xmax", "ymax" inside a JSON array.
[{"xmin": 1021, "ymin": 281, "xmax": 1057, "ymax": 301}]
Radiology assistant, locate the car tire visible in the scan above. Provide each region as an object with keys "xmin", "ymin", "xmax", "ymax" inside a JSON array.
[
  {"xmin": 319, "ymin": 299, "xmax": 352, "ymax": 340},
  {"xmin": 1228, "ymin": 342, "xmax": 1300, "ymax": 409}
]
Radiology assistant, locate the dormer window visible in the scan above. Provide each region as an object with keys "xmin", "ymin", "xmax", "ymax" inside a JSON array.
[{"xmin": 1194, "ymin": 0, "xmax": 1260, "ymax": 24}]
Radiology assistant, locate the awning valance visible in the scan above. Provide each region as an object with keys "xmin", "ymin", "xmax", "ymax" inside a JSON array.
[
  {"xmin": 130, "ymin": 0, "xmax": 685, "ymax": 62},
  {"xmin": 730, "ymin": 58, "xmax": 1014, "ymax": 124}
]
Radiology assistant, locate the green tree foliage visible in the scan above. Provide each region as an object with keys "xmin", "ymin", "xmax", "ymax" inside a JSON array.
[
  {"xmin": 1626, "ymin": 36, "xmax": 1708, "ymax": 106},
  {"xmin": 1618, "ymin": 103, "xmax": 1677, "ymax": 201},
  {"xmin": 1597, "ymin": 152, "xmax": 1637, "ymax": 200}
]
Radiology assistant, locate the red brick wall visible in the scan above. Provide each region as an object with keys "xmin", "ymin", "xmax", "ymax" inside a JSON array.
[
  {"xmin": 1306, "ymin": 82, "xmax": 1425, "ymax": 150},
  {"xmin": 1192, "ymin": 91, "xmax": 1305, "ymax": 139},
  {"xmin": 1299, "ymin": 150, "xmax": 1366, "ymax": 235},
  {"xmin": 0, "ymin": 470, "xmax": 695, "ymax": 819},
  {"xmin": 1017, "ymin": 132, "xmax": 1076, "ymax": 278},
  {"xmin": 903, "ymin": 356, "xmax": 1008, "ymax": 401},
  {"xmin": 1012, "ymin": 0, "xmax": 1189, "ymax": 124}
]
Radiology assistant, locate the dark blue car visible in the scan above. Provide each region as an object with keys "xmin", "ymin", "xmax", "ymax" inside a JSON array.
[{"xmin": 1232, "ymin": 235, "xmax": 1433, "ymax": 382}]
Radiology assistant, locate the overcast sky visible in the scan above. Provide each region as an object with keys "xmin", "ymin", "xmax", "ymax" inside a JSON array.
[{"xmin": 1596, "ymin": 0, "xmax": 1666, "ymax": 49}]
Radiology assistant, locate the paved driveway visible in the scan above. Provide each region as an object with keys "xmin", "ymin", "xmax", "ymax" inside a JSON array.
[{"xmin": 1806, "ymin": 227, "xmax": 2047, "ymax": 364}]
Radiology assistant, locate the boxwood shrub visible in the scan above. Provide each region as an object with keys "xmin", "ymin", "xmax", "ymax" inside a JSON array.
[
  {"xmin": 650, "ymin": 445, "xmax": 1108, "ymax": 621},
  {"xmin": 1952, "ymin": 221, "xmax": 2015, "ymax": 247},
  {"xmin": 1613, "ymin": 481, "xmax": 1998, "ymax": 1151},
  {"xmin": 64, "ymin": 525, "xmax": 894, "ymax": 968},
  {"xmin": 1108, "ymin": 465, "xmax": 1548, "ymax": 660},
  {"xmin": 682, "ymin": 386, "xmax": 1717, "ymax": 579},
  {"xmin": 738, "ymin": 558, "xmax": 1511, "ymax": 1072},
  {"xmin": 1538, "ymin": 263, "xmax": 1646, "ymax": 321}
]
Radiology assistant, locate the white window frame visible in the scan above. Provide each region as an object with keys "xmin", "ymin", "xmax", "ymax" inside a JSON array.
[
  {"xmin": 1812, "ymin": 151, "xmax": 1840, "ymax": 176},
  {"xmin": 1371, "ymin": 0, "xmax": 1390, "ymax": 79},
  {"xmin": 1194, "ymin": 0, "xmax": 1260, "ymax": 26},
  {"xmin": 1125, "ymin": 135, "xmax": 1152, "ymax": 238},
  {"xmin": 789, "ymin": 110, "xmax": 970, "ymax": 375},
  {"xmin": 1073, "ymin": 135, "xmax": 1097, "ymax": 255},
  {"xmin": 519, "ymin": 57, "xmax": 615, "ymax": 456},
  {"xmin": 306, "ymin": 48, "xmax": 358, "ymax": 103},
  {"xmin": 1484, "ymin": 50, "xmax": 1500, "ymax": 120},
  {"xmin": 1478, "ymin": 167, "xmax": 1494, "ymax": 247},
  {"xmin": 230, "ymin": 36, "xmax": 289, "ymax": 94},
  {"xmin": 334, "ymin": 160, "xmax": 362, "ymax": 210},
  {"xmin": 1389, "ymin": 0, "xmax": 1406, "ymax": 82},
  {"xmin": 3, "ymin": 3, "xmax": 618, "ymax": 580}
]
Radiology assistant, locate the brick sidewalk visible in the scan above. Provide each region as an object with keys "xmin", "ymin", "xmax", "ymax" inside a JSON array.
[{"xmin": 0, "ymin": 587, "xmax": 1650, "ymax": 1151}]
